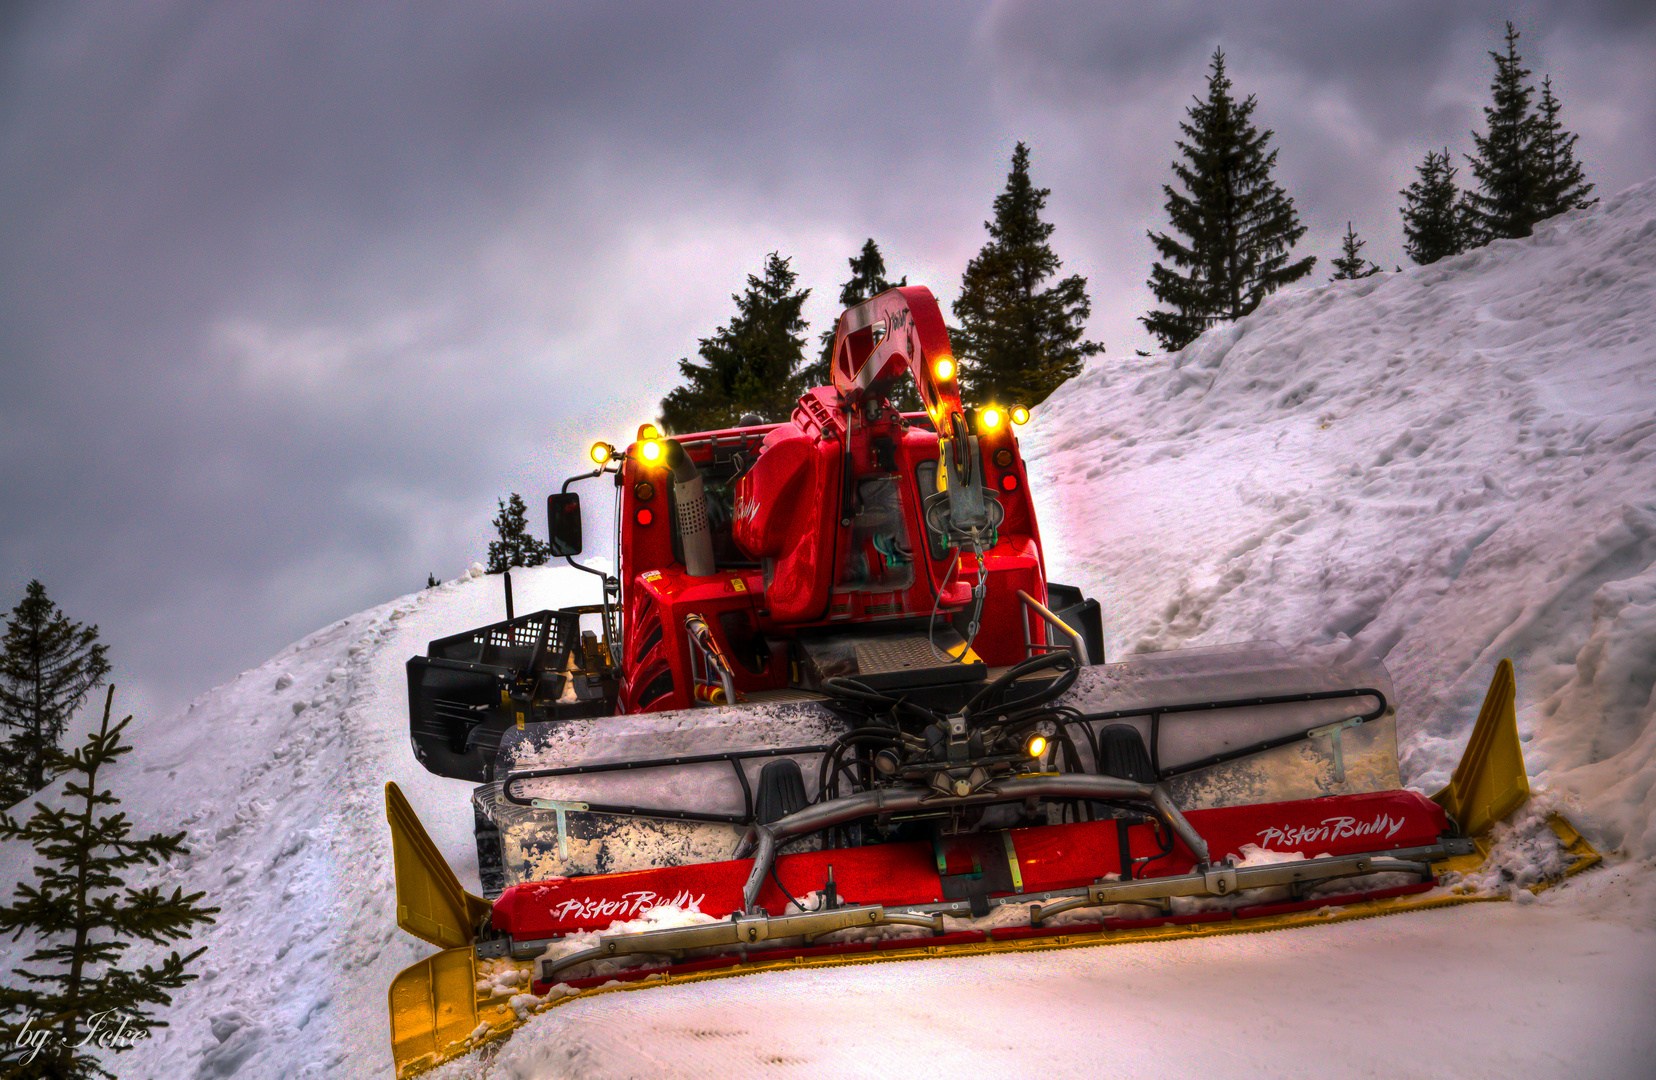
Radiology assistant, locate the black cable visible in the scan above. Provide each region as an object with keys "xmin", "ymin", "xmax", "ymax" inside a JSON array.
[{"xmin": 769, "ymin": 863, "xmax": 813, "ymax": 913}]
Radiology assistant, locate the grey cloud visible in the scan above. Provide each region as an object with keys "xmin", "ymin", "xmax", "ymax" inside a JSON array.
[{"xmin": 1, "ymin": 0, "xmax": 1651, "ymax": 727}]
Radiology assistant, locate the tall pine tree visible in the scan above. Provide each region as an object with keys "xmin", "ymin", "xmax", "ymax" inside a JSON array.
[
  {"xmin": 809, "ymin": 239, "xmax": 906, "ymax": 390},
  {"xmin": 1330, "ymin": 223, "xmax": 1382, "ymax": 280},
  {"xmin": 0, "ymin": 687, "xmax": 218, "ymax": 1079},
  {"xmin": 1400, "ymin": 148, "xmax": 1468, "ymax": 265},
  {"xmin": 0, "ymin": 581, "xmax": 110, "ymax": 806},
  {"xmin": 952, "ymin": 142, "xmax": 1101, "ymax": 408},
  {"xmin": 1532, "ymin": 75, "xmax": 1596, "ymax": 219},
  {"xmin": 1143, "ymin": 49, "xmax": 1315, "ymax": 353},
  {"xmin": 659, "ymin": 254, "xmax": 811, "ymax": 433},
  {"xmin": 1465, "ymin": 22, "xmax": 1539, "ymax": 243},
  {"xmin": 485, "ymin": 493, "xmax": 551, "ymax": 575}
]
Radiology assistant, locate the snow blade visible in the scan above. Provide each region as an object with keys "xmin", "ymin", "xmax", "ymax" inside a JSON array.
[
  {"xmin": 389, "ymin": 946, "xmax": 491, "ymax": 1079},
  {"xmin": 386, "ymin": 781, "xmax": 490, "ymax": 949},
  {"xmin": 1430, "ymin": 660, "xmax": 1530, "ymax": 837}
]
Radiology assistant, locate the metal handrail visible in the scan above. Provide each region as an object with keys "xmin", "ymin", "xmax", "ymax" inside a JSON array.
[{"xmin": 1016, "ymin": 589, "xmax": 1089, "ymax": 666}]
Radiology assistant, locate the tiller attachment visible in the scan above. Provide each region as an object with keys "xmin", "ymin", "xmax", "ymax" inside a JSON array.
[{"xmin": 386, "ymin": 661, "xmax": 1599, "ymax": 1079}]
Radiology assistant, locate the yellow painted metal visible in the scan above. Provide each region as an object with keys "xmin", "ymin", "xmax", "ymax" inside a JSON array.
[
  {"xmin": 393, "ymin": 867, "xmax": 1513, "ymax": 1078},
  {"xmin": 386, "ymin": 782, "xmax": 491, "ymax": 950},
  {"xmin": 1546, "ymin": 812, "xmax": 1603, "ymax": 880},
  {"xmin": 1431, "ymin": 659, "xmax": 1531, "ymax": 837}
]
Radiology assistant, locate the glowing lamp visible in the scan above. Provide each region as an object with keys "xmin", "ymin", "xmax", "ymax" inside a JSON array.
[
  {"xmin": 1011, "ymin": 405, "xmax": 1030, "ymax": 426},
  {"xmin": 636, "ymin": 507, "xmax": 654, "ymax": 526},
  {"xmin": 590, "ymin": 441, "xmax": 614, "ymax": 464},
  {"xmin": 638, "ymin": 423, "xmax": 661, "ymax": 441},
  {"xmin": 639, "ymin": 440, "xmax": 663, "ymax": 463},
  {"xmin": 1026, "ymin": 734, "xmax": 1048, "ymax": 759},
  {"xmin": 934, "ymin": 357, "xmax": 956, "ymax": 381},
  {"xmin": 980, "ymin": 407, "xmax": 1003, "ymax": 431}
]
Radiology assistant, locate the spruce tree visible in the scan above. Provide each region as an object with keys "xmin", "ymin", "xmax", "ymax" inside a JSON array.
[
  {"xmin": 659, "ymin": 254, "xmax": 811, "ymax": 433},
  {"xmin": 1400, "ymin": 149, "xmax": 1469, "ymax": 265},
  {"xmin": 1532, "ymin": 76, "xmax": 1596, "ymax": 220},
  {"xmin": 1143, "ymin": 49, "xmax": 1315, "ymax": 353},
  {"xmin": 485, "ymin": 493, "xmax": 551, "ymax": 575},
  {"xmin": 0, "ymin": 687, "xmax": 218, "ymax": 1079},
  {"xmin": 1465, "ymin": 22, "xmax": 1539, "ymax": 243},
  {"xmin": 809, "ymin": 239, "xmax": 907, "ymax": 392},
  {"xmin": 0, "ymin": 581, "xmax": 110, "ymax": 806},
  {"xmin": 1330, "ymin": 223, "xmax": 1382, "ymax": 280},
  {"xmin": 952, "ymin": 142, "xmax": 1101, "ymax": 408}
]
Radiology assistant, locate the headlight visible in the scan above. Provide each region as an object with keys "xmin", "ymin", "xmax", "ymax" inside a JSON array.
[
  {"xmin": 590, "ymin": 441, "xmax": 615, "ymax": 464},
  {"xmin": 934, "ymin": 357, "xmax": 955, "ymax": 381},
  {"xmin": 1011, "ymin": 405, "xmax": 1030, "ymax": 425},
  {"xmin": 639, "ymin": 440, "xmax": 663, "ymax": 463},
  {"xmin": 980, "ymin": 407, "xmax": 1003, "ymax": 431}
]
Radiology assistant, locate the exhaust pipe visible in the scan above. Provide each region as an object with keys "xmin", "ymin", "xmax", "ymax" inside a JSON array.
[{"xmin": 667, "ymin": 441, "xmax": 716, "ymax": 578}]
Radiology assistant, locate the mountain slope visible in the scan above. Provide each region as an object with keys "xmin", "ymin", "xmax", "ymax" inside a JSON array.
[{"xmin": 2, "ymin": 180, "xmax": 1653, "ymax": 1079}]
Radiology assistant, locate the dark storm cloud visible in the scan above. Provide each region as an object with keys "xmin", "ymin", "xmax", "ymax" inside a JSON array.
[{"xmin": 1, "ymin": 0, "xmax": 1651, "ymax": 727}]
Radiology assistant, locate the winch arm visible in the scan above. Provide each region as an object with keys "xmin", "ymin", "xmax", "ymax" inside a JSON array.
[{"xmin": 829, "ymin": 285, "xmax": 964, "ymax": 431}]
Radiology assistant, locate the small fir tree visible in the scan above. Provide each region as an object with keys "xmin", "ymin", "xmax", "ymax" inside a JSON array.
[
  {"xmin": 1531, "ymin": 76, "xmax": 1596, "ymax": 220},
  {"xmin": 659, "ymin": 254, "xmax": 811, "ymax": 434},
  {"xmin": 952, "ymin": 142, "xmax": 1101, "ymax": 408},
  {"xmin": 1400, "ymin": 149, "xmax": 1469, "ymax": 265},
  {"xmin": 1, "ymin": 581, "xmax": 110, "ymax": 806},
  {"xmin": 1330, "ymin": 223, "xmax": 1382, "ymax": 280},
  {"xmin": 1143, "ymin": 49, "xmax": 1315, "ymax": 352},
  {"xmin": 425, "ymin": 573, "xmax": 439, "ymax": 589},
  {"xmin": 0, "ymin": 687, "xmax": 218, "ymax": 1079},
  {"xmin": 485, "ymin": 493, "xmax": 552, "ymax": 575},
  {"xmin": 810, "ymin": 239, "xmax": 907, "ymax": 394},
  {"xmin": 1465, "ymin": 22, "xmax": 1539, "ymax": 243}
]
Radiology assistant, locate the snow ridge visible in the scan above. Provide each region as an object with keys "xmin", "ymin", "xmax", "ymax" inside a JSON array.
[{"xmin": 1024, "ymin": 177, "xmax": 1656, "ymax": 861}]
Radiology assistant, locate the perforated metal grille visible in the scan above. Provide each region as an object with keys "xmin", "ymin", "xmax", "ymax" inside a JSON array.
[
  {"xmin": 854, "ymin": 635, "xmax": 959, "ymax": 676},
  {"xmin": 677, "ymin": 495, "xmax": 708, "ymax": 536}
]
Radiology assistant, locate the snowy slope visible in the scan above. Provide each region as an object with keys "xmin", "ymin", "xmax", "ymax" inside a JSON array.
[
  {"xmin": 2, "ymin": 181, "xmax": 1654, "ymax": 1079},
  {"xmin": 1025, "ymin": 179, "xmax": 1656, "ymax": 864}
]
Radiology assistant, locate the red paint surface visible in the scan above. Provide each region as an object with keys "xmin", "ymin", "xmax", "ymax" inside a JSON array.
[{"xmin": 495, "ymin": 789, "xmax": 1448, "ymax": 940}]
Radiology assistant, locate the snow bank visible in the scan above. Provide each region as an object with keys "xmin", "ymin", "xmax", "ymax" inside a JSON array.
[{"xmin": 1025, "ymin": 178, "xmax": 1656, "ymax": 864}]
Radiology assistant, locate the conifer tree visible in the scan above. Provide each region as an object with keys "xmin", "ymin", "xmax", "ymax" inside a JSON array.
[
  {"xmin": 809, "ymin": 239, "xmax": 907, "ymax": 391},
  {"xmin": 1143, "ymin": 49, "xmax": 1315, "ymax": 353},
  {"xmin": 1, "ymin": 581, "xmax": 110, "ymax": 806},
  {"xmin": 659, "ymin": 254, "xmax": 811, "ymax": 433},
  {"xmin": 952, "ymin": 142, "xmax": 1101, "ymax": 408},
  {"xmin": 1400, "ymin": 149, "xmax": 1469, "ymax": 265},
  {"xmin": 1532, "ymin": 76, "xmax": 1596, "ymax": 219},
  {"xmin": 1330, "ymin": 223, "xmax": 1382, "ymax": 280},
  {"xmin": 0, "ymin": 687, "xmax": 218, "ymax": 1079},
  {"xmin": 1465, "ymin": 22, "xmax": 1539, "ymax": 243},
  {"xmin": 485, "ymin": 493, "xmax": 551, "ymax": 575}
]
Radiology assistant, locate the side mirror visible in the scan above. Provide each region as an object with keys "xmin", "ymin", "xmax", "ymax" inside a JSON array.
[{"xmin": 547, "ymin": 493, "xmax": 583, "ymax": 557}]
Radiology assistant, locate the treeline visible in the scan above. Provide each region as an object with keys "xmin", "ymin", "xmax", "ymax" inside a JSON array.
[
  {"xmin": 658, "ymin": 140, "xmax": 1102, "ymax": 435},
  {"xmin": 0, "ymin": 580, "xmax": 216, "ymax": 1077},
  {"xmin": 648, "ymin": 21, "xmax": 1596, "ymax": 428},
  {"xmin": 1143, "ymin": 22, "xmax": 1594, "ymax": 352}
]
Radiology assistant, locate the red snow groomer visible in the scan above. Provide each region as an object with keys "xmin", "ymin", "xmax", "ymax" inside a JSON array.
[{"xmin": 386, "ymin": 287, "xmax": 1597, "ymax": 1078}]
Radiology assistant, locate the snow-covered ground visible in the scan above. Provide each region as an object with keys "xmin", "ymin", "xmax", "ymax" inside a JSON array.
[{"xmin": 3, "ymin": 180, "xmax": 1655, "ymax": 1079}]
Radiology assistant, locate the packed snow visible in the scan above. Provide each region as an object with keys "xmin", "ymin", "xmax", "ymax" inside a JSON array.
[{"xmin": 3, "ymin": 180, "xmax": 1655, "ymax": 1079}]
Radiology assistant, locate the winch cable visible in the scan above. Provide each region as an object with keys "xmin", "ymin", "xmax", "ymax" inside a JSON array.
[{"xmin": 921, "ymin": 487, "xmax": 1002, "ymax": 664}]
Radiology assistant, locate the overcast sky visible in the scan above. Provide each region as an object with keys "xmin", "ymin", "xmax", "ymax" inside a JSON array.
[{"xmin": 2, "ymin": 0, "xmax": 1653, "ymax": 728}]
